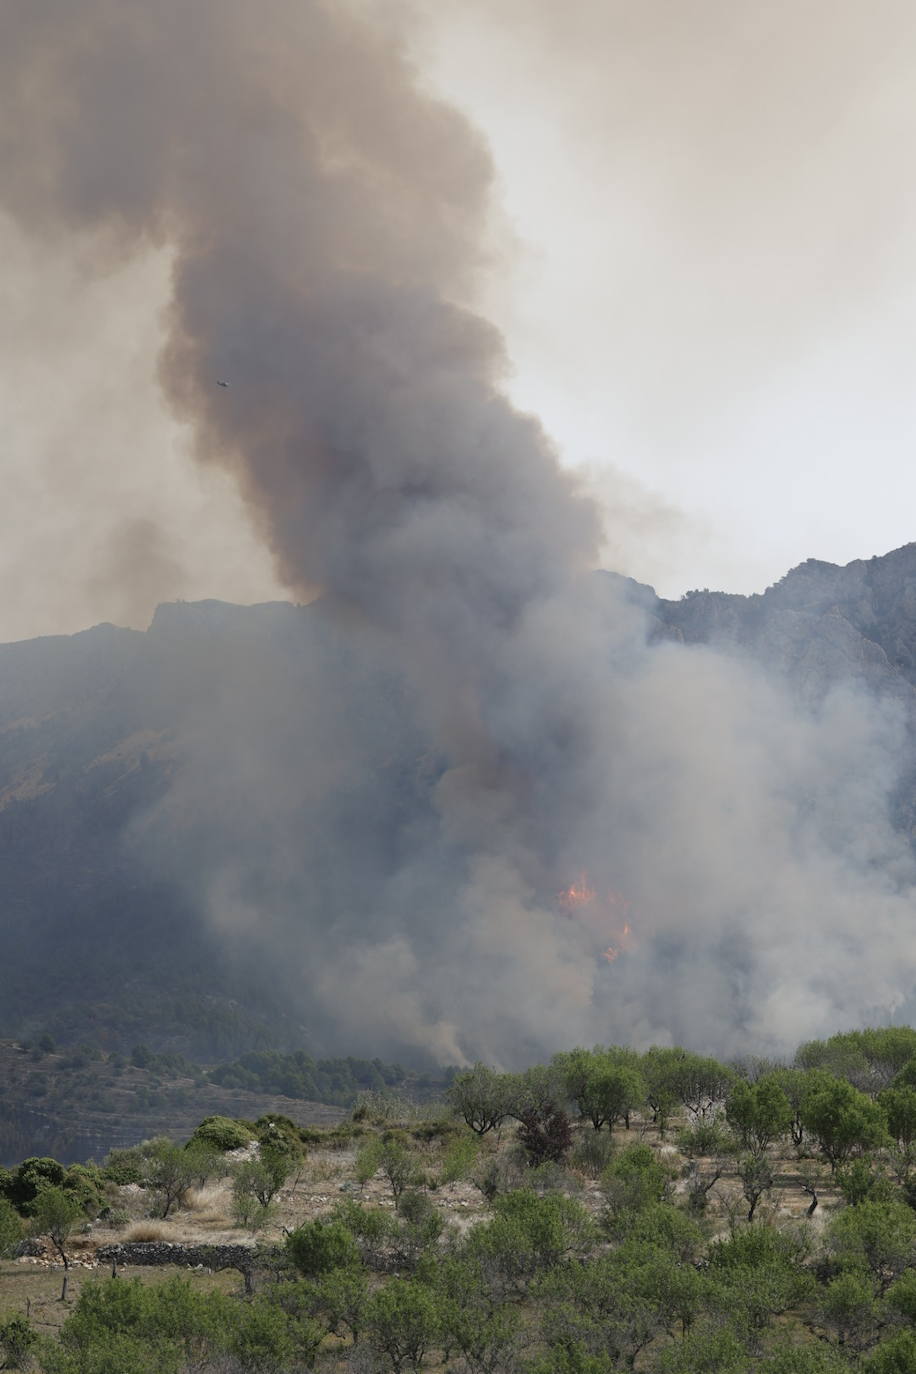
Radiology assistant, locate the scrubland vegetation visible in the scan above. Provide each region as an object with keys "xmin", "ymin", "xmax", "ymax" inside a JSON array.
[{"xmin": 5, "ymin": 1028, "xmax": 916, "ymax": 1369}]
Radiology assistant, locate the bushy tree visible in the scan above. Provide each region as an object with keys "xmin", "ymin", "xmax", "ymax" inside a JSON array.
[
  {"xmin": 801, "ymin": 1078, "xmax": 888, "ymax": 1171},
  {"xmin": 448, "ymin": 1065, "xmax": 516, "ymax": 1136},
  {"xmin": 725, "ymin": 1076, "xmax": 792, "ymax": 1157},
  {"xmin": 641, "ymin": 1047, "xmax": 686, "ymax": 1132},
  {"xmin": 364, "ymin": 1279, "xmax": 443, "ymax": 1373},
  {"xmin": 31, "ymin": 1186, "xmax": 82, "ymax": 1301},
  {"xmin": 878, "ymin": 1084, "xmax": 916, "ymax": 1172},
  {"xmin": 827, "ymin": 1200, "xmax": 916, "ymax": 1294},
  {"xmin": 467, "ymin": 1191, "xmax": 594, "ymax": 1296},
  {"xmin": 670, "ymin": 1053, "xmax": 735, "ymax": 1122},
  {"xmin": 554, "ymin": 1048, "xmax": 644, "ymax": 1131},
  {"xmin": 144, "ymin": 1140, "xmax": 198, "ymax": 1218}
]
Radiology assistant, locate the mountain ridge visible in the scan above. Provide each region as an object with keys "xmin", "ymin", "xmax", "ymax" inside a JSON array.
[{"xmin": 3, "ymin": 542, "xmax": 916, "ymax": 1060}]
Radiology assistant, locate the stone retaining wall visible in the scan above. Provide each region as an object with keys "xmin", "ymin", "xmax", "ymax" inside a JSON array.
[{"xmin": 96, "ymin": 1241, "xmax": 263, "ymax": 1289}]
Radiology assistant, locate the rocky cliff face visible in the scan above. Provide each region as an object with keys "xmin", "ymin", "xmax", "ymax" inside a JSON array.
[{"xmin": 648, "ymin": 544, "xmax": 916, "ymax": 705}]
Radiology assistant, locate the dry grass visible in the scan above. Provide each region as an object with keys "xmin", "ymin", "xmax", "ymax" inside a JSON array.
[
  {"xmin": 302, "ymin": 1155, "xmax": 345, "ymax": 1184},
  {"xmin": 123, "ymin": 1221, "xmax": 171, "ymax": 1243}
]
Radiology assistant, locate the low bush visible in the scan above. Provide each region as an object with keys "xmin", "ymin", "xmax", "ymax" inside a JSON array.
[{"xmin": 188, "ymin": 1115, "xmax": 253, "ymax": 1153}]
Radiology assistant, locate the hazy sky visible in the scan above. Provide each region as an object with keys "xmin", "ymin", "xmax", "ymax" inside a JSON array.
[{"xmin": 3, "ymin": 0, "xmax": 916, "ymax": 642}]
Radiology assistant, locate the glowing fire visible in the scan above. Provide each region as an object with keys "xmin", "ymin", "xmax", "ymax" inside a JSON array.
[
  {"xmin": 602, "ymin": 922, "xmax": 633, "ymax": 964},
  {"xmin": 557, "ymin": 873, "xmax": 635, "ymax": 964},
  {"xmin": 558, "ymin": 874, "xmax": 597, "ymax": 912}
]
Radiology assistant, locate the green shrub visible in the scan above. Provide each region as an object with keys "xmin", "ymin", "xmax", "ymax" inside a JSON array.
[
  {"xmin": 285, "ymin": 1218, "xmax": 360, "ymax": 1277},
  {"xmin": 188, "ymin": 1115, "xmax": 253, "ymax": 1152},
  {"xmin": 0, "ymin": 1200, "xmax": 22, "ymax": 1258},
  {"xmin": 0, "ymin": 1312, "xmax": 36, "ymax": 1369},
  {"xmin": 102, "ymin": 1148, "xmax": 147, "ymax": 1187},
  {"xmin": 2, "ymin": 1156, "xmax": 67, "ymax": 1214},
  {"xmin": 439, "ymin": 1131, "xmax": 480, "ymax": 1184}
]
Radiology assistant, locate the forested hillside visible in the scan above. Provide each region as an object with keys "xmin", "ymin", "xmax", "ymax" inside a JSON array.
[{"xmin": 2, "ymin": 1026, "xmax": 916, "ymax": 1370}]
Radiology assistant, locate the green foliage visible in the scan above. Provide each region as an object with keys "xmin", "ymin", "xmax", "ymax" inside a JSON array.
[
  {"xmin": 864, "ymin": 1329, "xmax": 916, "ymax": 1373},
  {"xmin": 467, "ymin": 1190, "xmax": 594, "ymax": 1294},
  {"xmin": 1, "ymin": 1156, "xmax": 66, "ymax": 1215},
  {"xmin": 827, "ymin": 1200, "xmax": 916, "ymax": 1292},
  {"xmin": 31, "ymin": 1185, "xmax": 82, "ymax": 1250},
  {"xmin": 181, "ymin": 1137, "xmax": 223, "ymax": 1189},
  {"xmin": 553, "ymin": 1047, "xmax": 644, "ymax": 1130},
  {"xmin": 438, "ymin": 1129, "xmax": 480, "ymax": 1183},
  {"xmin": 818, "ymin": 1269, "xmax": 879, "ymax": 1350},
  {"xmin": 762, "ymin": 1342, "xmax": 856, "ymax": 1374},
  {"xmin": 31, "ymin": 1184, "xmax": 83, "ymax": 1299},
  {"xmin": 676, "ymin": 1119, "xmax": 734, "ymax": 1159},
  {"xmin": 536, "ymin": 1244, "xmax": 707, "ymax": 1367},
  {"xmin": 0, "ymin": 1199, "xmax": 22, "ymax": 1259},
  {"xmin": 188, "ymin": 1113, "xmax": 253, "ymax": 1152},
  {"xmin": 447, "ymin": 1063, "xmax": 517, "ymax": 1135},
  {"xmin": 390, "ymin": 1189, "xmax": 444, "ymax": 1270},
  {"xmin": 614, "ymin": 1201, "xmax": 704, "ymax": 1262},
  {"xmin": 207, "ymin": 1048, "xmax": 419, "ymax": 1106},
  {"xmin": 364, "ymin": 1278, "xmax": 443, "ymax": 1373},
  {"xmin": 0, "ymin": 1311, "xmax": 36, "ymax": 1369},
  {"xmin": 706, "ymin": 1222, "xmax": 814, "ymax": 1331},
  {"xmin": 285, "ymin": 1217, "xmax": 360, "ymax": 1277},
  {"xmin": 708, "ymin": 1223, "xmax": 809, "ymax": 1272},
  {"xmin": 41, "ymin": 1330, "xmax": 182, "ymax": 1374},
  {"xmin": 231, "ymin": 1160, "xmax": 279, "ymax": 1230},
  {"xmin": 641, "ymin": 1047, "xmax": 687, "ymax": 1131},
  {"xmin": 297, "ymin": 1264, "xmax": 369, "ymax": 1344},
  {"xmin": 725, "ymin": 1075, "xmax": 793, "ymax": 1156},
  {"xmin": 142, "ymin": 1139, "xmax": 199, "ymax": 1218},
  {"xmin": 797, "ymin": 1028, "xmax": 916, "ymax": 1094},
  {"xmin": 668, "ymin": 1052, "xmax": 735, "ymax": 1122},
  {"xmin": 800, "ymin": 1077, "xmax": 889, "ymax": 1170},
  {"xmin": 331, "ymin": 1198, "xmax": 397, "ymax": 1267},
  {"xmin": 735, "ymin": 1153, "xmax": 776, "ymax": 1221},
  {"xmin": 836, "ymin": 1157, "xmax": 899, "ymax": 1207},
  {"xmin": 355, "ymin": 1135, "xmax": 421, "ymax": 1209},
  {"xmin": 49, "ymin": 1272, "xmax": 325, "ymax": 1374},
  {"xmin": 651, "ymin": 1316, "xmax": 750, "ymax": 1373},
  {"xmin": 101, "ymin": 1147, "xmax": 147, "ymax": 1186},
  {"xmin": 878, "ymin": 1084, "xmax": 916, "ymax": 1156},
  {"xmin": 601, "ymin": 1141, "xmax": 675, "ymax": 1223}
]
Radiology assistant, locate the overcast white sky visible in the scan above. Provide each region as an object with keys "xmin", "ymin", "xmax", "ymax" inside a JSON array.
[{"xmin": 2, "ymin": 0, "xmax": 916, "ymax": 642}]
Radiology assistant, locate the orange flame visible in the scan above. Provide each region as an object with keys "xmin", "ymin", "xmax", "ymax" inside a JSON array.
[
  {"xmin": 558, "ymin": 873, "xmax": 597, "ymax": 912},
  {"xmin": 557, "ymin": 872, "xmax": 635, "ymax": 962}
]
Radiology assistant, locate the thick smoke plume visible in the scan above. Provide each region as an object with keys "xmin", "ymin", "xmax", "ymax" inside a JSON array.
[{"xmin": 3, "ymin": 0, "xmax": 916, "ymax": 1062}]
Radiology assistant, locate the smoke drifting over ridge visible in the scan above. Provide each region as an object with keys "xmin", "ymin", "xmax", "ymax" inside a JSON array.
[{"xmin": 4, "ymin": 0, "xmax": 916, "ymax": 1061}]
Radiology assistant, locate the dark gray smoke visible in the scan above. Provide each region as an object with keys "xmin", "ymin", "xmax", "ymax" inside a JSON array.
[{"xmin": 3, "ymin": 0, "xmax": 916, "ymax": 1062}]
